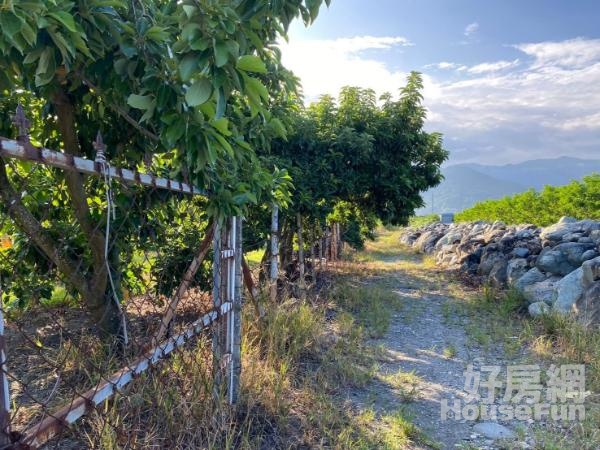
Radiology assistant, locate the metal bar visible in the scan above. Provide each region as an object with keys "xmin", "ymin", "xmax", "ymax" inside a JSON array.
[
  {"xmin": 212, "ymin": 222, "xmax": 225, "ymax": 399},
  {"xmin": 0, "ymin": 137, "xmax": 206, "ymax": 196},
  {"xmin": 227, "ymin": 218, "xmax": 236, "ymax": 404},
  {"xmin": 270, "ymin": 205, "xmax": 279, "ymax": 302},
  {"xmin": 230, "ymin": 217, "xmax": 242, "ymax": 404},
  {"xmin": 19, "ymin": 302, "xmax": 232, "ymax": 449},
  {"xmin": 0, "ymin": 295, "xmax": 11, "ymax": 447}
]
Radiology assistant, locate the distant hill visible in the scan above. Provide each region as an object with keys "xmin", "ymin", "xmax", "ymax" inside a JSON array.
[{"xmin": 417, "ymin": 157, "xmax": 600, "ymax": 214}]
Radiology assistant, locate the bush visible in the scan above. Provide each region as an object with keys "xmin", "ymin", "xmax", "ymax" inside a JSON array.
[{"xmin": 455, "ymin": 174, "xmax": 600, "ymax": 226}]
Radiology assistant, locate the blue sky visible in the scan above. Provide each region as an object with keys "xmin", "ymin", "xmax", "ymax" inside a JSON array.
[{"xmin": 281, "ymin": 0, "xmax": 600, "ymax": 165}]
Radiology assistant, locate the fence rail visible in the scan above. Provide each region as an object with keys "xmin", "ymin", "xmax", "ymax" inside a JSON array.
[
  {"xmin": 20, "ymin": 302, "xmax": 232, "ymax": 449},
  {"xmin": 0, "ymin": 137, "xmax": 205, "ymax": 196}
]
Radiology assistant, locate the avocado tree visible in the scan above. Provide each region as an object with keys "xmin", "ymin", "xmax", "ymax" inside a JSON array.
[
  {"xmin": 0, "ymin": 0, "xmax": 329, "ymax": 342},
  {"xmin": 266, "ymin": 72, "xmax": 448, "ymax": 266}
]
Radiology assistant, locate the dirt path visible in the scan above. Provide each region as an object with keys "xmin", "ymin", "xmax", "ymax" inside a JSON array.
[{"xmin": 346, "ymin": 229, "xmax": 534, "ymax": 450}]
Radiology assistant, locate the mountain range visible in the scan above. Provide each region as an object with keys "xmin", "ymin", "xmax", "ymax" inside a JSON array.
[{"xmin": 417, "ymin": 156, "xmax": 600, "ymax": 215}]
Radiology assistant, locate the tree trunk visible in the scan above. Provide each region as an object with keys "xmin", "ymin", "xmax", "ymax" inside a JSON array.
[{"xmin": 51, "ymin": 90, "xmax": 126, "ymax": 345}]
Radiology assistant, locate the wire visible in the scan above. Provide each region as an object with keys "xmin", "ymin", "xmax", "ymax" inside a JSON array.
[{"xmin": 97, "ymin": 153, "xmax": 129, "ymax": 346}]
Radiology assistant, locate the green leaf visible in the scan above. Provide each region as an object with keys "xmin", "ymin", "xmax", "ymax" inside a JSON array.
[
  {"xmin": 48, "ymin": 12, "xmax": 78, "ymax": 33},
  {"xmin": 245, "ymin": 75, "xmax": 269, "ymax": 103},
  {"xmin": 0, "ymin": 12, "xmax": 24, "ymax": 39},
  {"xmin": 215, "ymin": 88, "xmax": 226, "ymax": 118},
  {"xmin": 23, "ymin": 48, "xmax": 43, "ymax": 64},
  {"xmin": 178, "ymin": 54, "xmax": 197, "ymax": 82},
  {"xmin": 20, "ymin": 22, "xmax": 37, "ymax": 46},
  {"xmin": 213, "ymin": 42, "xmax": 229, "ymax": 68},
  {"xmin": 190, "ymin": 38, "xmax": 209, "ymax": 51},
  {"xmin": 236, "ymin": 55, "xmax": 267, "ymax": 74},
  {"xmin": 35, "ymin": 47, "xmax": 56, "ymax": 86},
  {"xmin": 269, "ymin": 118, "xmax": 287, "ymax": 139},
  {"xmin": 182, "ymin": 5, "xmax": 197, "ymax": 18},
  {"xmin": 185, "ymin": 78, "xmax": 212, "ymax": 106},
  {"xmin": 127, "ymin": 94, "xmax": 154, "ymax": 110},
  {"xmin": 145, "ymin": 26, "xmax": 169, "ymax": 43},
  {"xmin": 212, "ymin": 131, "xmax": 233, "ymax": 156},
  {"xmin": 211, "ymin": 118, "xmax": 230, "ymax": 136}
]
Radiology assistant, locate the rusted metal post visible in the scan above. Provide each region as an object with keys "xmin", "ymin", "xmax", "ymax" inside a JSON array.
[
  {"xmin": 230, "ymin": 217, "xmax": 242, "ymax": 404},
  {"xmin": 213, "ymin": 217, "xmax": 241, "ymax": 404},
  {"xmin": 0, "ymin": 293, "xmax": 11, "ymax": 447},
  {"xmin": 212, "ymin": 220, "xmax": 225, "ymax": 399},
  {"xmin": 270, "ymin": 205, "xmax": 279, "ymax": 302}
]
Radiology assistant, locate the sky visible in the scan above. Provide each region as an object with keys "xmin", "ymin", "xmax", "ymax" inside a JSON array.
[{"xmin": 280, "ymin": 0, "xmax": 600, "ymax": 165}]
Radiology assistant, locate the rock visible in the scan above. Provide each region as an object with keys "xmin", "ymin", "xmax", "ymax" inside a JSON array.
[
  {"xmin": 581, "ymin": 249, "xmax": 598, "ymax": 263},
  {"xmin": 489, "ymin": 259, "xmax": 509, "ymax": 288},
  {"xmin": 515, "ymin": 267, "xmax": 546, "ymax": 291},
  {"xmin": 575, "ymin": 281, "xmax": 600, "ymax": 325},
  {"xmin": 562, "ymin": 232, "xmax": 583, "ymax": 242},
  {"xmin": 415, "ymin": 229, "xmax": 447, "ymax": 253},
  {"xmin": 435, "ymin": 229, "xmax": 463, "ymax": 250},
  {"xmin": 479, "ymin": 247, "xmax": 506, "ymax": 276},
  {"xmin": 553, "ymin": 268, "xmax": 584, "ymax": 313},
  {"xmin": 473, "ymin": 422, "xmax": 515, "ymax": 439},
  {"xmin": 540, "ymin": 216, "xmax": 579, "ymax": 243},
  {"xmin": 528, "ymin": 301, "xmax": 550, "ymax": 317},
  {"xmin": 511, "ymin": 247, "xmax": 530, "ymax": 258},
  {"xmin": 522, "ymin": 278, "xmax": 560, "ymax": 305},
  {"xmin": 581, "ymin": 256, "xmax": 600, "ymax": 287},
  {"xmin": 536, "ymin": 242, "xmax": 596, "ymax": 276},
  {"xmin": 590, "ymin": 229, "xmax": 600, "ymax": 245},
  {"xmin": 507, "ymin": 258, "xmax": 529, "ymax": 286}
]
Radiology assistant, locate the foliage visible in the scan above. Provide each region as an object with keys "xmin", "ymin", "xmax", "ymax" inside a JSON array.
[
  {"xmin": 455, "ymin": 174, "xmax": 600, "ymax": 226},
  {"xmin": 0, "ymin": 0, "xmax": 330, "ymax": 333},
  {"xmin": 0, "ymin": 0, "xmax": 329, "ymax": 216},
  {"xmin": 408, "ymin": 214, "xmax": 439, "ymax": 228},
  {"xmin": 262, "ymin": 72, "xmax": 448, "ymax": 254}
]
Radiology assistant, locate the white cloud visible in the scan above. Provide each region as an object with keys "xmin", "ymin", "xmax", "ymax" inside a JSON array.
[
  {"xmin": 557, "ymin": 112, "xmax": 600, "ymax": 131},
  {"xmin": 280, "ymin": 34, "xmax": 600, "ymax": 164},
  {"xmin": 467, "ymin": 59, "xmax": 520, "ymax": 74},
  {"xmin": 464, "ymin": 22, "xmax": 479, "ymax": 37},
  {"xmin": 515, "ymin": 37, "xmax": 600, "ymax": 69},
  {"xmin": 423, "ymin": 38, "xmax": 600, "ymax": 163},
  {"xmin": 427, "ymin": 59, "xmax": 519, "ymax": 74},
  {"xmin": 279, "ymin": 36, "xmax": 411, "ymax": 101},
  {"xmin": 426, "ymin": 61, "xmax": 467, "ymax": 71}
]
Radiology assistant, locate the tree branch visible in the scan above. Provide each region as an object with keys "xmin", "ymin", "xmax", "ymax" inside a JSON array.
[
  {"xmin": 0, "ymin": 160, "xmax": 91, "ymax": 301},
  {"xmin": 152, "ymin": 221, "xmax": 215, "ymax": 346}
]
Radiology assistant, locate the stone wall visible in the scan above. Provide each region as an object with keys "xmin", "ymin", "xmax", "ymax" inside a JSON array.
[{"xmin": 400, "ymin": 217, "xmax": 600, "ymax": 325}]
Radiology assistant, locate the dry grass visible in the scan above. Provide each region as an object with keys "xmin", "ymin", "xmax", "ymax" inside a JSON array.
[{"xmin": 65, "ymin": 229, "xmax": 434, "ymax": 449}]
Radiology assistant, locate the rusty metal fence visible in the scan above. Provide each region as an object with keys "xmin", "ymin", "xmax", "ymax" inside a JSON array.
[{"xmin": 0, "ymin": 106, "xmax": 242, "ymax": 448}]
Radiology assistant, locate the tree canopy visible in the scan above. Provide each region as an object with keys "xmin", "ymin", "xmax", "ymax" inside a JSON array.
[
  {"xmin": 265, "ymin": 73, "xmax": 448, "ymax": 249},
  {"xmin": 0, "ymin": 0, "xmax": 330, "ymax": 216}
]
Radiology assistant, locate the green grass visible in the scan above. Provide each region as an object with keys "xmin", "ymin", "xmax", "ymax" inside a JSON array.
[
  {"xmin": 245, "ymin": 248, "xmax": 265, "ymax": 269},
  {"xmin": 408, "ymin": 214, "xmax": 440, "ymax": 228}
]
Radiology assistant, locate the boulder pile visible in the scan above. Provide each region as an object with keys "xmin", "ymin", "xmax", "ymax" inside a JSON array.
[{"xmin": 400, "ymin": 217, "xmax": 600, "ymax": 325}]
